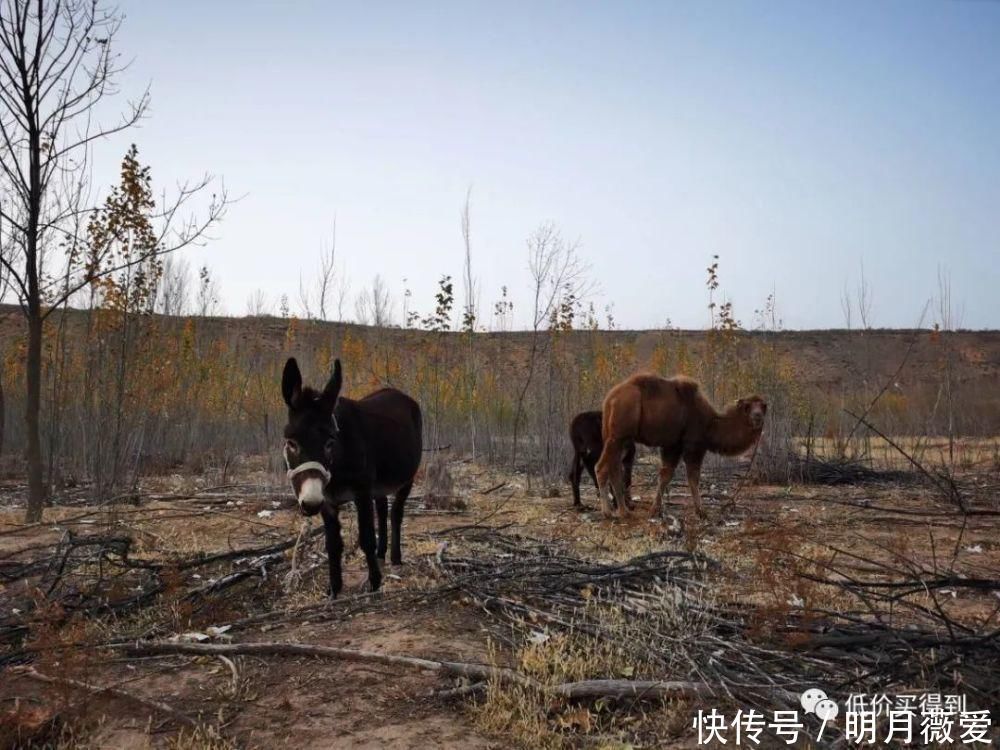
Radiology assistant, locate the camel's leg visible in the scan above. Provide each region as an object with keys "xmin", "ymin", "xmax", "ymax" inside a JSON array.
[
  {"xmin": 595, "ymin": 441, "xmax": 624, "ymax": 520},
  {"xmin": 621, "ymin": 446, "xmax": 638, "ymax": 510},
  {"xmin": 608, "ymin": 443, "xmax": 631, "ymax": 519},
  {"xmin": 650, "ymin": 446, "xmax": 681, "ymax": 519},
  {"xmin": 597, "ymin": 388, "xmax": 640, "ymax": 520},
  {"xmin": 584, "ymin": 454, "xmax": 599, "ymax": 492},
  {"xmin": 610, "ymin": 464, "xmax": 630, "ymax": 519},
  {"xmin": 623, "ymin": 442, "xmax": 636, "ymax": 493},
  {"xmin": 608, "ymin": 483, "xmax": 623, "ymax": 512},
  {"xmin": 684, "ymin": 451, "xmax": 707, "ymax": 518}
]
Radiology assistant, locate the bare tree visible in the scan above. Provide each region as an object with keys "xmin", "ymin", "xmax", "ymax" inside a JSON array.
[
  {"xmin": 840, "ymin": 282, "xmax": 853, "ymax": 331},
  {"xmin": 298, "ymin": 223, "xmax": 347, "ymax": 321},
  {"xmin": 334, "ymin": 273, "xmax": 351, "ymax": 322},
  {"xmin": 354, "ymin": 274, "xmax": 393, "ymax": 327},
  {"xmin": 857, "ymin": 260, "xmax": 873, "ymax": 331},
  {"xmin": 460, "ymin": 190, "xmax": 478, "ymax": 331},
  {"xmin": 460, "ymin": 189, "xmax": 479, "ymax": 458},
  {"xmin": 245, "ymin": 288, "xmax": 270, "ymax": 317},
  {"xmin": 317, "ymin": 221, "xmax": 341, "ymax": 321},
  {"xmin": 155, "ymin": 255, "xmax": 190, "ymax": 316},
  {"xmin": 935, "ymin": 266, "xmax": 960, "ymax": 467},
  {"xmin": 0, "ymin": 225, "xmax": 11, "ymax": 457},
  {"xmin": 296, "ymin": 272, "xmax": 314, "ymax": 319},
  {"xmin": 0, "ymin": 1, "xmax": 228, "ymax": 521},
  {"xmin": 195, "ymin": 265, "xmax": 222, "ymax": 317},
  {"xmin": 510, "ymin": 223, "xmax": 590, "ymax": 469}
]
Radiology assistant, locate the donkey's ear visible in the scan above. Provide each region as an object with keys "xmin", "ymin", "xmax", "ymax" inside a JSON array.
[
  {"xmin": 282, "ymin": 358, "xmax": 302, "ymax": 407},
  {"xmin": 320, "ymin": 358, "xmax": 342, "ymax": 414}
]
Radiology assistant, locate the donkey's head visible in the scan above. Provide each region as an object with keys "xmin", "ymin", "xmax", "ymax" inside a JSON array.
[{"xmin": 281, "ymin": 357, "xmax": 344, "ymax": 516}]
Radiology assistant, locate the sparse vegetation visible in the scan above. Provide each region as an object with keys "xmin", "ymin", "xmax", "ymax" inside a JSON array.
[{"xmin": 0, "ymin": 2, "xmax": 996, "ymax": 748}]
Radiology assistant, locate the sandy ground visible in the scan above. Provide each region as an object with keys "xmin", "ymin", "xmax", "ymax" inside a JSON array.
[{"xmin": 1, "ymin": 453, "xmax": 998, "ymax": 748}]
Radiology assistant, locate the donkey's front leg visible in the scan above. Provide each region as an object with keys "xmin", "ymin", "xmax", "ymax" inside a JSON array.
[
  {"xmin": 354, "ymin": 495, "xmax": 382, "ymax": 592},
  {"xmin": 374, "ymin": 496, "xmax": 388, "ymax": 568},
  {"xmin": 320, "ymin": 504, "xmax": 344, "ymax": 598}
]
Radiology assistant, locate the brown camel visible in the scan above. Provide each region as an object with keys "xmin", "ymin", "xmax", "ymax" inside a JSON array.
[
  {"xmin": 595, "ymin": 374, "xmax": 767, "ymax": 519},
  {"xmin": 568, "ymin": 410, "xmax": 636, "ymax": 509}
]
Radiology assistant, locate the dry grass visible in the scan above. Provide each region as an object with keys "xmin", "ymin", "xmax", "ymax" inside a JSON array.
[
  {"xmin": 799, "ymin": 435, "xmax": 1000, "ymax": 471},
  {"xmin": 471, "ymin": 596, "xmax": 712, "ymax": 748},
  {"xmin": 2, "ymin": 452, "xmax": 998, "ymax": 749},
  {"xmin": 465, "ymin": 549, "xmax": 719, "ymax": 748},
  {"xmin": 166, "ymin": 725, "xmax": 242, "ymax": 750}
]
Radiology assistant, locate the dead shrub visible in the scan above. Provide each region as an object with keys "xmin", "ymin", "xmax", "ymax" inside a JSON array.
[{"xmin": 422, "ymin": 453, "xmax": 466, "ymax": 510}]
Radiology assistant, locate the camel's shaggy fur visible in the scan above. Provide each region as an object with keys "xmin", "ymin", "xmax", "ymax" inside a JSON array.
[{"xmin": 594, "ymin": 374, "xmax": 767, "ymax": 519}]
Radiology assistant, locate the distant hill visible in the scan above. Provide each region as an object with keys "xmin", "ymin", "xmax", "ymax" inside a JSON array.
[{"xmin": 1, "ymin": 305, "xmax": 998, "ymax": 434}]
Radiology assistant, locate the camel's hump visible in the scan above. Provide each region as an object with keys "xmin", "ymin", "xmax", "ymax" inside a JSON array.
[
  {"xmin": 626, "ymin": 373, "xmax": 701, "ymax": 400},
  {"xmin": 669, "ymin": 375, "xmax": 701, "ymax": 399}
]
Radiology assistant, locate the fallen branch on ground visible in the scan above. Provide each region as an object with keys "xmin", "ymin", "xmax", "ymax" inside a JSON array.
[
  {"xmin": 0, "ymin": 523, "xmax": 323, "ymax": 662},
  {"xmin": 114, "ymin": 640, "xmax": 715, "ymax": 702},
  {"xmin": 120, "ymin": 639, "xmax": 537, "ymax": 689}
]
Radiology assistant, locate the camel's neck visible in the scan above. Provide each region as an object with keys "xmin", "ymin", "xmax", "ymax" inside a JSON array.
[{"xmin": 707, "ymin": 406, "xmax": 761, "ymax": 456}]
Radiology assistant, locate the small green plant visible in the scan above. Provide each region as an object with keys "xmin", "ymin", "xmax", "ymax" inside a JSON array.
[{"xmin": 422, "ymin": 275, "xmax": 455, "ymax": 332}]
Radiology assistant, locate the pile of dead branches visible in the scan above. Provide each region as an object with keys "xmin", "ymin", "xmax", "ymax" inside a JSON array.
[
  {"xmin": 785, "ymin": 453, "xmax": 913, "ymax": 485},
  {"xmin": 0, "ymin": 523, "xmax": 320, "ymax": 665},
  {"xmin": 432, "ymin": 527, "xmax": 1000, "ymax": 716}
]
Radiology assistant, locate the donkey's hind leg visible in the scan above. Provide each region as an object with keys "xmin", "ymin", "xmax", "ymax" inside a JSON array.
[
  {"xmin": 570, "ymin": 452, "xmax": 584, "ymax": 508},
  {"xmin": 375, "ymin": 496, "xmax": 388, "ymax": 566},
  {"xmin": 390, "ymin": 481, "xmax": 412, "ymax": 566},
  {"xmin": 584, "ymin": 454, "xmax": 600, "ymax": 493}
]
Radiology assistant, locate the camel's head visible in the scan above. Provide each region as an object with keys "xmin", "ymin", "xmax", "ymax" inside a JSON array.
[{"xmin": 737, "ymin": 395, "xmax": 767, "ymax": 431}]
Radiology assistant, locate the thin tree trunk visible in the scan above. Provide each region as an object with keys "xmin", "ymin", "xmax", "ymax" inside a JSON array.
[
  {"xmin": 0, "ymin": 364, "xmax": 5, "ymax": 458},
  {"xmin": 24, "ymin": 82, "xmax": 46, "ymax": 522},
  {"xmin": 26, "ymin": 308, "xmax": 45, "ymax": 522},
  {"xmin": 511, "ymin": 328, "xmax": 539, "ymax": 471}
]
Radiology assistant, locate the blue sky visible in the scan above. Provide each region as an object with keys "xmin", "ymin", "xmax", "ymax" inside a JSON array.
[{"xmin": 95, "ymin": 1, "xmax": 1000, "ymax": 329}]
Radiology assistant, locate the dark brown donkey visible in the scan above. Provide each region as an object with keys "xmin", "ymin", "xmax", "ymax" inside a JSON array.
[
  {"xmin": 569, "ymin": 411, "xmax": 636, "ymax": 509},
  {"xmin": 281, "ymin": 358, "xmax": 422, "ymax": 597}
]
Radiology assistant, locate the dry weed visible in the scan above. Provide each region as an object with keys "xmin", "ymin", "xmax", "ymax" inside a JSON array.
[
  {"xmin": 166, "ymin": 724, "xmax": 240, "ymax": 750},
  {"xmin": 471, "ymin": 592, "xmax": 710, "ymax": 748}
]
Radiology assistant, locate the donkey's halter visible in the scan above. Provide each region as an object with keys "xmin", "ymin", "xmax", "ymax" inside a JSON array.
[
  {"xmin": 286, "ymin": 460, "xmax": 332, "ymax": 486},
  {"xmin": 283, "ymin": 406, "xmax": 338, "ymax": 488}
]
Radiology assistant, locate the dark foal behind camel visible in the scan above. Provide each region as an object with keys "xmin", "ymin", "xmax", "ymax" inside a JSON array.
[
  {"xmin": 281, "ymin": 357, "xmax": 422, "ymax": 597},
  {"xmin": 595, "ymin": 374, "xmax": 766, "ymax": 519},
  {"xmin": 568, "ymin": 410, "xmax": 636, "ymax": 509}
]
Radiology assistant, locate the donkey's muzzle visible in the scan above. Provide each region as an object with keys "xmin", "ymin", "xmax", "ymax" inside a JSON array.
[{"xmin": 287, "ymin": 461, "xmax": 331, "ymax": 515}]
